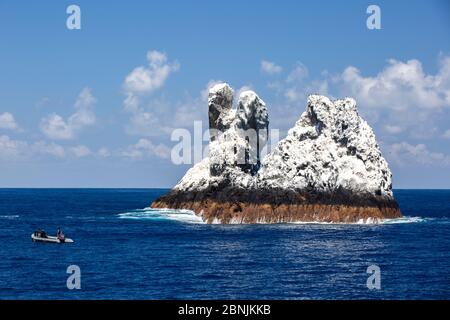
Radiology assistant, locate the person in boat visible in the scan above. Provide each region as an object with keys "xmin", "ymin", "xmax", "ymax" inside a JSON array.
[
  {"xmin": 35, "ymin": 229, "xmax": 47, "ymax": 238},
  {"xmin": 57, "ymin": 227, "xmax": 65, "ymax": 241}
]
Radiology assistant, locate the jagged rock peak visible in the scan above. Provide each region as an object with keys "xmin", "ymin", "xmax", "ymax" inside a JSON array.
[
  {"xmin": 208, "ymin": 83, "xmax": 234, "ymax": 137},
  {"xmin": 207, "ymin": 84, "xmax": 269, "ymax": 177},
  {"xmin": 236, "ymin": 90, "xmax": 269, "ymax": 132},
  {"xmin": 259, "ymin": 95, "xmax": 393, "ymax": 198}
]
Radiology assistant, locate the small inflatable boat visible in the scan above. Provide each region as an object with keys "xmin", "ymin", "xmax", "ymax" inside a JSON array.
[{"xmin": 31, "ymin": 230, "xmax": 74, "ymax": 243}]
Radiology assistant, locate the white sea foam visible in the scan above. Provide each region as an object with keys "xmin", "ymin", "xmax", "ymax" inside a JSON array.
[
  {"xmin": 207, "ymin": 215, "xmax": 426, "ymax": 225},
  {"xmin": 380, "ymin": 216, "xmax": 426, "ymax": 224},
  {"xmin": 289, "ymin": 216, "xmax": 426, "ymax": 225},
  {"xmin": 118, "ymin": 208, "xmax": 205, "ymax": 224},
  {"xmin": 0, "ymin": 215, "xmax": 19, "ymax": 219},
  {"xmin": 118, "ymin": 208, "xmax": 426, "ymax": 226}
]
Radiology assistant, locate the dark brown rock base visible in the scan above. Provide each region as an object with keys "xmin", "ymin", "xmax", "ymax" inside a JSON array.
[{"xmin": 151, "ymin": 188, "xmax": 402, "ymax": 224}]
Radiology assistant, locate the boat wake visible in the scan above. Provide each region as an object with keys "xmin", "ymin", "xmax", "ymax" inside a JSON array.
[{"xmin": 117, "ymin": 208, "xmax": 204, "ymax": 224}]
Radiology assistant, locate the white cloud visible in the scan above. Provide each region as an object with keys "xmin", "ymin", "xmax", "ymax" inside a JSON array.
[
  {"xmin": 0, "ymin": 134, "xmax": 172, "ymax": 162},
  {"xmin": 261, "ymin": 60, "xmax": 282, "ymax": 75},
  {"xmin": 0, "ymin": 137, "xmax": 67, "ymax": 160},
  {"xmin": 267, "ymin": 61, "xmax": 329, "ymax": 103},
  {"xmin": 125, "ymin": 110, "xmax": 172, "ymax": 137},
  {"xmin": 35, "ymin": 97, "xmax": 51, "ymax": 108},
  {"xmin": 266, "ymin": 55, "xmax": 450, "ymax": 139},
  {"xmin": 443, "ymin": 129, "xmax": 450, "ymax": 139},
  {"xmin": 277, "ymin": 56, "xmax": 450, "ymax": 110},
  {"xmin": 287, "ymin": 62, "xmax": 308, "ymax": 82},
  {"xmin": 172, "ymin": 100, "xmax": 205, "ymax": 128},
  {"xmin": 125, "ymin": 79, "xmax": 210, "ymax": 137},
  {"xmin": 122, "ymin": 138, "xmax": 171, "ymax": 160},
  {"xmin": 334, "ymin": 56, "xmax": 450, "ymax": 140},
  {"xmin": 40, "ymin": 87, "xmax": 96, "ymax": 140},
  {"xmin": 0, "ymin": 112, "xmax": 19, "ymax": 131},
  {"xmin": 284, "ymin": 78, "xmax": 329, "ymax": 102},
  {"xmin": 123, "ymin": 50, "xmax": 180, "ymax": 135},
  {"xmin": 386, "ymin": 142, "xmax": 450, "ymax": 167},
  {"xmin": 22, "ymin": 142, "xmax": 92, "ymax": 159},
  {"xmin": 0, "ymin": 135, "xmax": 26, "ymax": 160},
  {"xmin": 384, "ymin": 125, "xmax": 404, "ymax": 134},
  {"xmin": 97, "ymin": 147, "xmax": 111, "ymax": 158},
  {"xmin": 40, "ymin": 114, "xmax": 73, "ymax": 140},
  {"xmin": 338, "ymin": 57, "xmax": 450, "ymax": 111},
  {"xmin": 74, "ymin": 87, "xmax": 96, "ymax": 109},
  {"xmin": 124, "ymin": 50, "xmax": 179, "ymax": 96},
  {"xmin": 69, "ymin": 145, "xmax": 92, "ymax": 158},
  {"xmin": 32, "ymin": 141, "xmax": 66, "ymax": 158}
]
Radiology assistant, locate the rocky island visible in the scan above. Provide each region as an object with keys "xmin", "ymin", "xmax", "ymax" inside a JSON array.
[{"xmin": 152, "ymin": 83, "xmax": 402, "ymax": 223}]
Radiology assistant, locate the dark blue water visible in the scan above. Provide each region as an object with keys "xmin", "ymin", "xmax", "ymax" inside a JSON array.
[{"xmin": 0, "ymin": 189, "xmax": 449, "ymax": 300}]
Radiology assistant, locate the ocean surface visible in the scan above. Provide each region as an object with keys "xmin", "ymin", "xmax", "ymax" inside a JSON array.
[{"xmin": 0, "ymin": 188, "xmax": 449, "ymax": 300}]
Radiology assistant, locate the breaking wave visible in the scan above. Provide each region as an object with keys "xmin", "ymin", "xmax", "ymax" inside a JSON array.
[
  {"xmin": 117, "ymin": 209, "xmax": 427, "ymax": 225},
  {"xmin": 290, "ymin": 216, "xmax": 427, "ymax": 225},
  {"xmin": 118, "ymin": 208, "xmax": 204, "ymax": 224},
  {"xmin": 380, "ymin": 216, "xmax": 426, "ymax": 224}
]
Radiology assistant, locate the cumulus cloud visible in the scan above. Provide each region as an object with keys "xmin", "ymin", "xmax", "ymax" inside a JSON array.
[
  {"xmin": 32, "ymin": 141, "xmax": 66, "ymax": 158},
  {"xmin": 266, "ymin": 61, "xmax": 329, "ymax": 103},
  {"xmin": 69, "ymin": 145, "xmax": 92, "ymax": 158},
  {"xmin": 40, "ymin": 87, "xmax": 96, "ymax": 140},
  {"xmin": 261, "ymin": 60, "xmax": 283, "ymax": 74},
  {"xmin": 444, "ymin": 130, "xmax": 450, "ymax": 139},
  {"xmin": 40, "ymin": 114, "xmax": 73, "ymax": 140},
  {"xmin": 124, "ymin": 50, "xmax": 179, "ymax": 110},
  {"xmin": 275, "ymin": 55, "xmax": 450, "ymax": 110},
  {"xmin": 0, "ymin": 135, "xmax": 26, "ymax": 160},
  {"xmin": 386, "ymin": 142, "xmax": 450, "ymax": 167},
  {"xmin": 266, "ymin": 55, "xmax": 450, "ymax": 140},
  {"xmin": 125, "ymin": 78, "xmax": 211, "ymax": 137},
  {"xmin": 97, "ymin": 147, "xmax": 111, "ymax": 158},
  {"xmin": 125, "ymin": 105, "xmax": 173, "ymax": 137},
  {"xmin": 122, "ymin": 138, "xmax": 171, "ymax": 160},
  {"xmin": 338, "ymin": 57, "xmax": 450, "ymax": 111},
  {"xmin": 285, "ymin": 79, "xmax": 329, "ymax": 102},
  {"xmin": 384, "ymin": 125, "xmax": 404, "ymax": 134},
  {"xmin": 0, "ymin": 137, "xmax": 67, "ymax": 160},
  {"xmin": 0, "ymin": 133, "xmax": 172, "ymax": 162},
  {"xmin": 122, "ymin": 50, "xmax": 180, "ymax": 135},
  {"xmin": 286, "ymin": 62, "xmax": 308, "ymax": 82},
  {"xmin": 0, "ymin": 112, "xmax": 19, "ymax": 131},
  {"xmin": 334, "ymin": 56, "xmax": 450, "ymax": 140}
]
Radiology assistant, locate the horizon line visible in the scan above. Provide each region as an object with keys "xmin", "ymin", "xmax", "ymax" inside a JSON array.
[{"xmin": 0, "ymin": 187, "xmax": 449, "ymax": 190}]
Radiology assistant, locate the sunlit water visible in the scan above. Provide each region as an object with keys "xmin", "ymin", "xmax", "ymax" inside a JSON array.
[{"xmin": 0, "ymin": 189, "xmax": 449, "ymax": 299}]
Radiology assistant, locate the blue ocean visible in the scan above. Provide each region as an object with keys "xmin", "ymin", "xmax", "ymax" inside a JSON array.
[{"xmin": 0, "ymin": 189, "xmax": 449, "ymax": 300}]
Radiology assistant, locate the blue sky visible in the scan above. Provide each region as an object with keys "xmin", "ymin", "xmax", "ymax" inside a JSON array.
[{"xmin": 0, "ymin": 0, "xmax": 449, "ymax": 188}]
